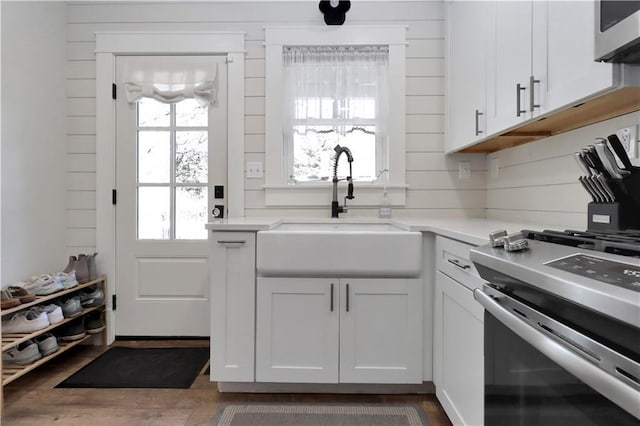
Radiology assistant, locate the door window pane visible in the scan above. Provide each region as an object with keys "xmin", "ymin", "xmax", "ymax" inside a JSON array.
[
  {"xmin": 176, "ymin": 131, "xmax": 208, "ymax": 183},
  {"xmin": 176, "ymin": 99, "xmax": 208, "ymax": 127},
  {"xmin": 138, "ymin": 187, "xmax": 170, "ymax": 239},
  {"xmin": 176, "ymin": 187, "xmax": 208, "ymax": 240},
  {"xmin": 138, "ymin": 131, "xmax": 171, "ymax": 183},
  {"xmin": 138, "ymin": 98, "xmax": 170, "ymax": 127}
]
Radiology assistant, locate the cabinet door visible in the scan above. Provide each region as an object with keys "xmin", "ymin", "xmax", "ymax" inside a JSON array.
[
  {"xmin": 210, "ymin": 232, "xmax": 256, "ymax": 382},
  {"xmin": 446, "ymin": 1, "xmax": 492, "ymax": 153},
  {"xmin": 433, "ymin": 271, "xmax": 483, "ymax": 426},
  {"xmin": 487, "ymin": 0, "xmax": 533, "ymax": 134},
  {"xmin": 340, "ymin": 278, "xmax": 423, "ymax": 384},
  {"xmin": 532, "ymin": 0, "xmax": 614, "ymax": 116},
  {"xmin": 256, "ymin": 277, "xmax": 339, "ymax": 383}
]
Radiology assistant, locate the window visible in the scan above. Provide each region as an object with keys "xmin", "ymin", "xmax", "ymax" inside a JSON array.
[
  {"xmin": 283, "ymin": 46, "xmax": 388, "ymax": 183},
  {"xmin": 136, "ymin": 98, "xmax": 209, "ymax": 240},
  {"xmin": 264, "ymin": 27, "xmax": 407, "ymax": 207}
]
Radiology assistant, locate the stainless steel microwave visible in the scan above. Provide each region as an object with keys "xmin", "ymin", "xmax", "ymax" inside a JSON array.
[{"xmin": 595, "ymin": 0, "xmax": 640, "ymax": 63}]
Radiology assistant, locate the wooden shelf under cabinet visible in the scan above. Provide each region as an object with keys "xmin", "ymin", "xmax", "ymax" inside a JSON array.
[{"xmin": 1, "ymin": 275, "xmax": 108, "ymax": 387}]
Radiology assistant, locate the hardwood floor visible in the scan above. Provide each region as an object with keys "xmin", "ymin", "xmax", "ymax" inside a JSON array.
[{"xmin": 2, "ymin": 340, "xmax": 452, "ymax": 426}]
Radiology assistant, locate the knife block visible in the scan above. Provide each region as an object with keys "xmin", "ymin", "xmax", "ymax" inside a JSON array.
[{"xmin": 587, "ymin": 202, "xmax": 640, "ymax": 231}]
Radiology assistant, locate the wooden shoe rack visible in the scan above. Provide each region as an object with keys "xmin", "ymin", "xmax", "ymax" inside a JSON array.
[{"xmin": 1, "ymin": 275, "xmax": 107, "ymax": 386}]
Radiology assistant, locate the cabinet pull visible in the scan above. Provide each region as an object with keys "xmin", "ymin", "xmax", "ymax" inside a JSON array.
[
  {"xmin": 475, "ymin": 109, "xmax": 483, "ymax": 136},
  {"xmin": 346, "ymin": 283, "xmax": 350, "ymax": 312},
  {"xmin": 216, "ymin": 240, "xmax": 246, "ymax": 245},
  {"xmin": 516, "ymin": 83, "xmax": 526, "ymax": 117},
  {"xmin": 447, "ymin": 258, "xmax": 471, "ymax": 270},
  {"xmin": 529, "ymin": 75, "xmax": 540, "ymax": 111},
  {"xmin": 330, "ymin": 283, "xmax": 334, "ymax": 312}
]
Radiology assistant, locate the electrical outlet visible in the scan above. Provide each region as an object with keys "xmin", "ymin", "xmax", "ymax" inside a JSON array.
[
  {"xmin": 246, "ymin": 162, "xmax": 264, "ymax": 178},
  {"xmin": 490, "ymin": 157, "xmax": 500, "ymax": 178},
  {"xmin": 616, "ymin": 125, "xmax": 638, "ymax": 159},
  {"xmin": 458, "ymin": 161, "xmax": 471, "ymax": 180}
]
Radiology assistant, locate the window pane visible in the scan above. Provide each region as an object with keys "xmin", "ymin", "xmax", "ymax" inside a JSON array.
[
  {"xmin": 138, "ymin": 131, "xmax": 170, "ymax": 183},
  {"xmin": 176, "ymin": 131, "xmax": 208, "ymax": 183},
  {"xmin": 138, "ymin": 98, "xmax": 170, "ymax": 127},
  {"xmin": 292, "ymin": 125, "xmax": 376, "ymax": 182},
  {"xmin": 176, "ymin": 187, "xmax": 208, "ymax": 240},
  {"xmin": 176, "ymin": 99, "xmax": 208, "ymax": 127},
  {"xmin": 138, "ymin": 187, "xmax": 170, "ymax": 240}
]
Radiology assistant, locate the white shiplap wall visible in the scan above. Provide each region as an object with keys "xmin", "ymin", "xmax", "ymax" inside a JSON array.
[
  {"xmin": 486, "ymin": 111, "xmax": 640, "ymax": 228},
  {"xmin": 65, "ymin": 1, "xmax": 486, "ymax": 252}
]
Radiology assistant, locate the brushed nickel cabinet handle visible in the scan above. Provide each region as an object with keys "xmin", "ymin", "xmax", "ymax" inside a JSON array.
[
  {"xmin": 448, "ymin": 258, "xmax": 471, "ymax": 270},
  {"xmin": 516, "ymin": 83, "xmax": 526, "ymax": 117},
  {"xmin": 475, "ymin": 109, "xmax": 484, "ymax": 136},
  {"xmin": 530, "ymin": 75, "xmax": 540, "ymax": 111}
]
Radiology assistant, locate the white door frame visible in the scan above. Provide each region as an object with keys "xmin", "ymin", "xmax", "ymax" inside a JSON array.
[{"xmin": 95, "ymin": 31, "xmax": 245, "ymax": 343}]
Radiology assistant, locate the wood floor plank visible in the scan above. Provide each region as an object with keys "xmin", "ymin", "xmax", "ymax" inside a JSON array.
[{"xmin": 2, "ymin": 341, "xmax": 453, "ymax": 426}]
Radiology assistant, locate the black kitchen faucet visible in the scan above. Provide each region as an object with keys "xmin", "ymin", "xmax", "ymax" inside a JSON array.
[{"xmin": 331, "ymin": 144, "xmax": 354, "ymax": 218}]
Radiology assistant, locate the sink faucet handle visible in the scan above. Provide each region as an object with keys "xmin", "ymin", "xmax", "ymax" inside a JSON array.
[{"xmin": 347, "ymin": 178, "xmax": 354, "ymax": 200}]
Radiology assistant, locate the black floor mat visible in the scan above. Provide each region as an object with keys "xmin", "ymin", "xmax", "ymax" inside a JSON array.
[{"xmin": 56, "ymin": 346, "xmax": 209, "ymax": 388}]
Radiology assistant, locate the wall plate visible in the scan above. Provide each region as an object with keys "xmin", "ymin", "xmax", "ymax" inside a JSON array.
[{"xmin": 616, "ymin": 125, "xmax": 638, "ymax": 160}]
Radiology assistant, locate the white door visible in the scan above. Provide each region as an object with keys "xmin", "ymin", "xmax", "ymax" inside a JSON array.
[
  {"xmin": 115, "ymin": 55, "xmax": 227, "ymax": 336},
  {"xmin": 256, "ymin": 277, "xmax": 339, "ymax": 383},
  {"xmin": 339, "ymin": 279, "xmax": 423, "ymax": 384}
]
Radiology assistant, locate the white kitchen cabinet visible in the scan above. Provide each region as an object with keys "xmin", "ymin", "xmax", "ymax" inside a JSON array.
[
  {"xmin": 256, "ymin": 277, "xmax": 423, "ymax": 384},
  {"xmin": 210, "ymin": 232, "xmax": 256, "ymax": 382},
  {"xmin": 256, "ymin": 277, "xmax": 339, "ymax": 383},
  {"xmin": 445, "ymin": 0, "xmax": 493, "ymax": 152},
  {"xmin": 433, "ymin": 236, "xmax": 484, "ymax": 426}
]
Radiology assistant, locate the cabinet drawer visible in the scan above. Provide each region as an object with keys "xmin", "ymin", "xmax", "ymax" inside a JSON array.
[{"xmin": 435, "ymin": 236, "xmax": 485, "ymax": 291}]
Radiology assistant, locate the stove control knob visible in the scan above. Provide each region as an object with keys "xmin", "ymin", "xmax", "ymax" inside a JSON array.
[
  {"xmin": 504, "ymin": 232, "xmax": 529, "ymax": 252},
  {"xmin": 489, "ymin": 230, "xmax": 508, "ymax": 248}
]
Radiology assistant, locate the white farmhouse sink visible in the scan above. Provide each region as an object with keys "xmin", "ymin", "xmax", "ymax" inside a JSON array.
[{"xmin": 256, "ymin": 221, "xmax": 422, "ymax": 277}]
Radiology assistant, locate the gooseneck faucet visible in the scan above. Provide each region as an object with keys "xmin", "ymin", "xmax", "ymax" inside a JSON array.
[{"xmin": 331, "ymin": 144, "xmax": 354, "ymax": 218}]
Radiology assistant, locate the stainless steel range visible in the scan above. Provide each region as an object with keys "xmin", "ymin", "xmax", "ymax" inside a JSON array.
[{"xmin": 471, "ymin": 229, "xmax": 640, "ymax": 425}]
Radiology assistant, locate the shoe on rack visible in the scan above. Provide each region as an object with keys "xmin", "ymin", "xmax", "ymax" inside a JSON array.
[
  {"xmin": 87, "ymin": 253, "xmax": 98, "ymax": 281},
  {"xmin": 84, "ymin": 311, "xmax": 105, "ymax": 334},
  {"xmin": 55, "ymin": 296, "xmax": 83, "ymax": 318},
  {"xmin": 72, "ymin": 255, "xmax": 90, "ymax": 284},
  {"xmin": 2, "ymin": 340, "xmax": 42, "ymax": 365},
  {"xmin": 34, "ymin": 333, "xmax": 59, "ymax": 356},
  {"xmin": 23, "ymin": 274, "xmax": 63, "ymax": 296},
  {"xmin": 55, "ymin": 319, "xmax": 86, "ymax": 342},
  {"xmin": 2, "ymin": 309, "xmax": 49, "ymax": 333},
  {"xmin": 1, "ymin": 290, "xmax": 21, "ymax": 310},
  {"xmin": 55, "ymin": 270, "xmax": 78, "ymax": 290},
  {"xmin": 79, "ymin": 286, "xmax": 104, "ymax": 308},
  {"xmin": 34, "ymin": 303, "xmax": 64, "ymax": 325},
  {"xmin": 7, "ymin": 285, "xmax": 37, "ymax": 303}
]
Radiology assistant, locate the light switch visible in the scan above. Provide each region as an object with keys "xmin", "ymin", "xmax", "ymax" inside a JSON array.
[
  {"xmin": 458, "ymin": 161, "xmax": 471, "ymax": 180},
  {"xmin": 247, "ymin": 162, "xmax": 264, "ymax": 178}
]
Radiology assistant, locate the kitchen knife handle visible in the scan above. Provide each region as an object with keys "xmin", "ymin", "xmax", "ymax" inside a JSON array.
[
  {"xmin": 475, "ymin": 109, "xmax": 483, "ymax": 136},
  {"xmin": 595, "ymin": 142, "xmax": 625, "ymax": 179},
  {"xmin": 573, "ymin": 152, "xmax": 591, "ymax": 176},
  {"xmin": 607, "ymin": 134, "xmax": 634, "ymax": 170},
  {"xmin": 529, "ymin": 76, "xmax": 540, "ymax": 111},
  {"xmin": 516, "ymin": 84, "xmax": 526, "ymax": 117}
]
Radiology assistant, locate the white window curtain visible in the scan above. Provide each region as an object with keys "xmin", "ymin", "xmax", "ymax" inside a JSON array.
[
  {"xmin": 282, "ymin": 45, "xmax": 389, "ymax": 135},
  {"xmin": 120, "ymin": 56, "xmax": 219, "ymax": 106}
]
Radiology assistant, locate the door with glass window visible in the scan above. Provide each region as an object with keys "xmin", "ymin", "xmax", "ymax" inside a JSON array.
[{"xmin": 115, "ymin": 56, "xmax": 227, "ymax": 336}]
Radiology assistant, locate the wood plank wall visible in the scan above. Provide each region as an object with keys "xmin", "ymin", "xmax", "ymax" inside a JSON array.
[
  {"xmin": 486, "ymin": 111, "xmax": 640, "ymax": 228},
  {"xmin": 65, "ymin": 1, "xmax": 487, "ymax": 253}
]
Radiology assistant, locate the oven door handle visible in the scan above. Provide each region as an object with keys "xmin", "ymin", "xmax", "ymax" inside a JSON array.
[{"xmin": 474, "ymin": 288, "xmax": 640, "ymax": 420}]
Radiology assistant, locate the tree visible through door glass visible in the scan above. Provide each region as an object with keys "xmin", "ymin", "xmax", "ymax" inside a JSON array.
[{"xmin": 136, "ymin": 98, "xmax": 209, "ymax": 241}]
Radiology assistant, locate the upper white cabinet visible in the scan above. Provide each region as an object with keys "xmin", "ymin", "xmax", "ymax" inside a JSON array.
[
  {"xmin": 447, "ymin": 0, "xmax": 628, "ymax": 154},
  {"xmin": 445, "ymin": 1, "xmax": 493, "ymax": 152},
  {"xmin": 256, "ymin": 277, "xmax": 423, "ymax": 384}
]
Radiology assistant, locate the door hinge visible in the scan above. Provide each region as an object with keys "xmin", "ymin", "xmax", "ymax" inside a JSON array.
[
  {"xmin": 112, "ymin": 189, "xmax": 117, "ymax": 205},
  {"xmin": 112, "ymin": 83, "xmax": 117, "ymax": 100},
  {"xmin": 112, "ymin": 294, "xmax": 117, "ymax": 311}
]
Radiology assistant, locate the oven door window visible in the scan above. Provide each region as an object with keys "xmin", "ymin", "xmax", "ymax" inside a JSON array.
[{"xmin": 485, "ymin": 313, "xmax": 639, "ymax": 426}]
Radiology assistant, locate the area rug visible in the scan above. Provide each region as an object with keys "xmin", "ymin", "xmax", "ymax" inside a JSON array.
[
  {"xmin": 56, "ymin": 346, "xmax": 209, "ymax": 388},
  {"xmin": 211, "ymin": 403, "xmax": 430, "ymax": 426}
]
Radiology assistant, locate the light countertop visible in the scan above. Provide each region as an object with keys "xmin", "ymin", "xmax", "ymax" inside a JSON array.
[{"xmin": 206, "ymin": 216, "xmax": 570, "ymax": 246}]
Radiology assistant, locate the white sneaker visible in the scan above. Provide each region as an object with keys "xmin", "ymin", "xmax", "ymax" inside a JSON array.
[
  {"xmin": 34, "ymin": 304, "xmax": 64, "ymax": 324},
  {"xmin": 55, "ymin": 270, "xmax": 78, "ymax": 289},
  {"xmin": 3, "ymin": 340, "xmax": 42, "ymax": 365},
  {"xmin": 24, "ymin": 274, "xmax": 63, "ymax": 296},
  {"xmin": 2, "ymin": 309, "xmax": 50, "ymax": 333}
]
